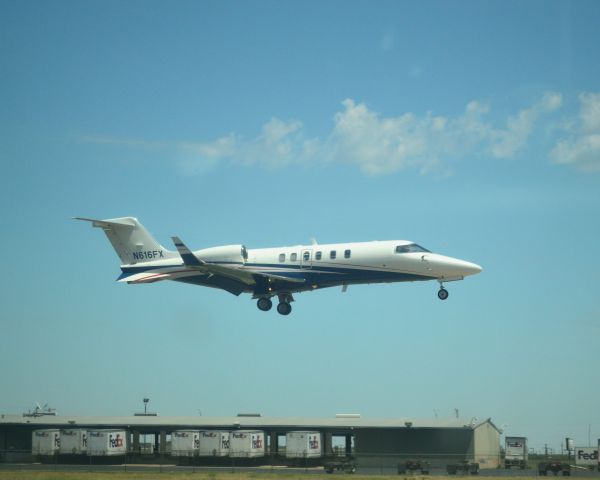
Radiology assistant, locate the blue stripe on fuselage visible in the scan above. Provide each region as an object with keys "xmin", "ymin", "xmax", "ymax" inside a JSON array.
[{"xmin": 119, "ymin": 261, "xmax": 432, "ymax": 286}]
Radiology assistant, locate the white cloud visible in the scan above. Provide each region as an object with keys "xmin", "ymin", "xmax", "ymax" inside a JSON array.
[
  {"xmin": 489, "ymin": 92, "xmax": 562, "ymax": 159},
  {"xmin": 551, "ymin": 92, "xmax": 600, "ymax": 171},
  {"xmin": 82, "ymin": 92, "xmax": 564, "ymax": 176}
]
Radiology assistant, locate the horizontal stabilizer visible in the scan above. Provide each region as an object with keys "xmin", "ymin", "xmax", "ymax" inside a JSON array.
[
  {"xmin": 117, "ymin": 271, "xmax": 173, "ymax": 284},
  {"xmin": 74, "ymin": 217, "xmax": 136, "ymax": 229}
]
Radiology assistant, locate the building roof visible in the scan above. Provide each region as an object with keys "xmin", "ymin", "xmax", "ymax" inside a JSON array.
[{"xmin": 0, "ymin": 414, "xmax": 497, "ymax": 431}]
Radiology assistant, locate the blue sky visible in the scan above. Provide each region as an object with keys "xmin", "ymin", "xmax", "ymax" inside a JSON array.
[{"xmin": 1, "ymin": 0, "xmax": 600, "ymax": 452}]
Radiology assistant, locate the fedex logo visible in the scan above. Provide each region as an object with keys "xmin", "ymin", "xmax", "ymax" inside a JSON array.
[
  {"xmin": 133, "ymin": 250, "xmax": 164, "ymax": 260},
  {"xmin": 175, "ymin": 432, "xmax": 189, "ymax": 438},
  {"xmin": 109, "ymin": 434, "xmax": 123, "ymax": 448},
  {"xmin": 251, "ymin": 435, "xmax": 263, "ymax": 449},
  {"xmin": 577, "ymin": 450, "xmax": 598, "ymax": 461}
]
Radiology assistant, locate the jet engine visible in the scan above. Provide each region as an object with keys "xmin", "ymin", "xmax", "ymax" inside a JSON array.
[{"xmin": 196, "ymin": 244, "xmax": 248, "ymax": 264}]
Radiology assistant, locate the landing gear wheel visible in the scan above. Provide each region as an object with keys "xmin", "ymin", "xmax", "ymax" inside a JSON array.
[
  {"xmin": 257, "ymin": 297, "xmax": 272, "ymax": 311},
  {"xmin": 277, "ymin": 302, "xmax": 292, "ymax": 315},
  {"xmin": 438, "ymin": 288, "xmax": 449, "ymax": 300}
]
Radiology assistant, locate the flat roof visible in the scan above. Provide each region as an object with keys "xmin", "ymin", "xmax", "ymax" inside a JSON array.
[{"xmin": 0, "ymin": 414, "xmax": 497, "ymax": 431}]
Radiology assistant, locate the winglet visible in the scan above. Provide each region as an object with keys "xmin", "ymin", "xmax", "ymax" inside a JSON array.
[{"xmin": 171, "ymin": 236, "xmax": 204, "ymax": 266}]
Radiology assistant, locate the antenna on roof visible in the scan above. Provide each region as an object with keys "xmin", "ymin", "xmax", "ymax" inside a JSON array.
[{"xmin": 23, "ymin": 402, "xmax": 56, "ymax": 417}]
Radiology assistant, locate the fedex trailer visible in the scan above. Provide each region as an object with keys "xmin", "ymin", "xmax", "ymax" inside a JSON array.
[
  {"xmin": 198, "ymin": 431, "xmax": 230, "ymax": 457},
  {"xmin": 87, "ymin": 430, "xmax": 127, "ymax": 456},
  {"xmin": 171, "ymin": 430, "xmax": 200, "ymax": 457},
  {"xmin": 229, "ymin": 430, "xmax": 265, "ymax": 458},
  {"xmin": 504, "ymin": 436, "xmax": 528, "ymax": 469},
  {"xmin": 575, "ymin": 447, "xmax": 598, "ymax": 470},
  {"xmin": 59, "ymin": 429, "xmax": 87, "ymax": 454},
  {"xmin": 286, "ymin": 431, "xmax": 322, "ymax": 458},
  {"xmin": 32, "ymin": 429, "xmax": 60, "ymax": 455}
]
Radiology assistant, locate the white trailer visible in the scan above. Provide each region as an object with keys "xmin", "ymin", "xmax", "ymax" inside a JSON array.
[
  {"xmin": 32, "ymin": 429, "xmax": 60, "ymax": 455},
  {"xmin": 505, "ymin": 436, "xmax": 528, "ymax": 469},
  {"xmin": 198, "ymin": 431, "xmax": 230, "ymax": 457},
  {"xmin": 229, "ymin": 430, "xmax": 265, "ymax": 458},
  {"xmin": 171, "ymin": 430, "xmax": 200, "ymax": 457},
  {"xmin": 59, "ymin": 429, "xmax": 87, "ymax": 454},
  {"xmin": 87, "ymin": 429, "xmax": 127, "ymax": 456},
  {"xmin": 575, "ymin": 447, "xmax": 598, "ymax": 470},
  {"xmin": 285, "ymin": 431, "xmax": 322, "ymax": 458}
]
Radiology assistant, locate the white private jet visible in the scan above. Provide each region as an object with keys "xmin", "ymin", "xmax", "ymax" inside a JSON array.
[{"xmin": 76, "ymin": 217, "xmax": 482, "ymax": 315}]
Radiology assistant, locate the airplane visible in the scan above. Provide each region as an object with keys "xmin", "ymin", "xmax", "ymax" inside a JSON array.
[{"xmin": 76, "ymin": 216, "xmax": 482, "ymax": 315}]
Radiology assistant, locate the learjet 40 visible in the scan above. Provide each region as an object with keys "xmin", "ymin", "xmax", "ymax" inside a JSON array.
[{"xmin": 76, "ymin": 217, "xmax": 482, "ymax": 315}]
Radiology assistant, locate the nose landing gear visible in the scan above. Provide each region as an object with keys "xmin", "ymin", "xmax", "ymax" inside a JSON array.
[{"xmin": 437, "ymin": 281, "xmax": 449, "ymax": 300}]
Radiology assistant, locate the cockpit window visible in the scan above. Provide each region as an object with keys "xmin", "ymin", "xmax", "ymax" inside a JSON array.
[{"xmin": 395, "ymin": 243, "xmax": 430, "ymax": 254}]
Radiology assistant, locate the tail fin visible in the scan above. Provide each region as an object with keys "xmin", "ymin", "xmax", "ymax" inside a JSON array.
[{"xmin": 75, "ymin": 216, "xmax": 177, "ymax": 265}]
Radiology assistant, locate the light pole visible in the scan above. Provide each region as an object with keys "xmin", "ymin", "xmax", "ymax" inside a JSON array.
[{"xmin": 143, "ymin": 398, "xmax": 149, "ymax": 452}]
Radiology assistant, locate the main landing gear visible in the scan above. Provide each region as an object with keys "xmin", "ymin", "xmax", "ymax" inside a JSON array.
[{"xmin": 256, "ymin": 293, "xmax": 294, "ymax": 315}]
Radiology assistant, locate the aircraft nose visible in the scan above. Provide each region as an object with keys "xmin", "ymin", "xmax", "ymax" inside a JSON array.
[{"xmin": 461, "ymin": 260, "xmax": 483, "ymax": 276}]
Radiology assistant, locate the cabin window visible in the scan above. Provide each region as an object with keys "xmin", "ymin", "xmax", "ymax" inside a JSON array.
[
  {"xmin": 315, "ymin": 251, "xmax": 322, "ymax": 260},
  {"xmin": 330, "ymin": 250, "xmax": 336, "ymax": 259},
  {"xmin": 290, "ymin": 253, "xmax": 297, "ymax": 261},
  {"xmin": 279, "ymin": 253, "xmax": 285, "ymax": 262},
  {"xmin": 344, "ymin": 249, "xmax": 351, "ymax": 259},
  {"xmin": 303, "ymin": 251, "xmax": 310, "ymax": 261}
]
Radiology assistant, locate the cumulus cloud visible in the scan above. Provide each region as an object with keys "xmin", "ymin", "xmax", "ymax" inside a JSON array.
[
  {"xmin": 82, "ymin": 92, "xmax": 564, "ymax": 176},
  {"xmin": 551, "ymin": 93, "xmax": 600, "ymax": 171},
  {"xmin": 489, "ymin": 92, "xmax": 562, "ymax": 159}
]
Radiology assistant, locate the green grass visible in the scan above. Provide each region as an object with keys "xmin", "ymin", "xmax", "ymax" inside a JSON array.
[{"xmin": 0, "ymin": 473, "xmax": 544, "ymax": 480}]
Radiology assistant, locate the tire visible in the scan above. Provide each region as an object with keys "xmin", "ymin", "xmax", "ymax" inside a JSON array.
[
  {"xmin": 277, "ymin": 302, "xmax": 292, "ymax": 315},
  {"xmin": 257, "ymin": 297, "xmax": 272, "ymax": 311},
  {"xmin": 438, "ymin": 288, "xmax": 449, "ymax": 300}
]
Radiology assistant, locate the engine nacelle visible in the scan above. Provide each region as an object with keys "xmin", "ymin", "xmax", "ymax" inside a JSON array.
[{"xmin": 195, "ymin": 244, "xmax": 248, "ymax": 264}]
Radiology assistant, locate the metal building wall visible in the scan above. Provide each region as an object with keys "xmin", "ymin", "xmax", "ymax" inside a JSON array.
[
  {"xmin": 472, "ymin": 422, "xmax": 501, "ymax": 468},
  {"xmin": 355, "ymin": 427, "xmax": 474, "ymax": 467}
]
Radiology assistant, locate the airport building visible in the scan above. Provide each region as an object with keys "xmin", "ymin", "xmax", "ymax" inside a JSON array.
[{"xmin": 0, "ymin": 413, "xmax": 501, "ymax": 468}]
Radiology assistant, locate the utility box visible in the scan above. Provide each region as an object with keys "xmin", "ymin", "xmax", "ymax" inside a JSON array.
[
  {"xmin": 575, "ymin": 447, "xmax": 598, "ymax": 469},
  {"xmin": 285, "ymin": 431, "xmax": 322, "ymax": 458},
  {"xmin": 59, "ymin": 429, "xmax": 87, "ymax": 454},
  {"xmin": 505, "ymin": 436, "xmax": 528, "ymax": 469},
  {"xmin": 87, "ymin": 430, "xmax": 127, "ymax": 456},
  {"xmin": 229, "ymin": 430, "xmax": 265, "ymax": 458},
  {"xmin": 198, "ymin": 431, "xmax": 230, "ymax": 457},
  {"xmin": 171, "ymin": 430, "xmax": 200, "ymax": 457},
  {"xmin": 32, "ymin": 429, "xmax": 60, "ymax": 455}
]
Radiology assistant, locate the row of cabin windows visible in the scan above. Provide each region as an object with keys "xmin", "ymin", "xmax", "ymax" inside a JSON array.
[{"xmin": 278, "ymin": 249, "xmax": 352, "ymax": 262}]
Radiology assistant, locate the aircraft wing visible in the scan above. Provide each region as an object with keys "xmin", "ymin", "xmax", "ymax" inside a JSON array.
[{"xmin": 171, "ymin": 237, "xmax": 305, "ymax": 288}]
